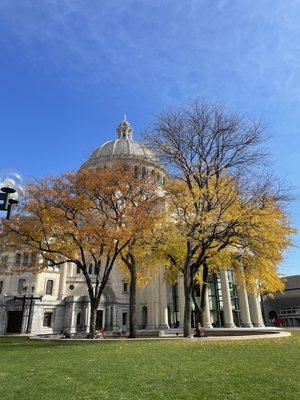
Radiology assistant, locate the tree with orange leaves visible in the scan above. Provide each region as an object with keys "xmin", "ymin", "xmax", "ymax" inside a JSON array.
[{"xmin": 0, "ymin": 162, "xmax": 161, "ymax": 338}]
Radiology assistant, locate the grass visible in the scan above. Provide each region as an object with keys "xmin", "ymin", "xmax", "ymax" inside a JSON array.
[{"xmin": 0, "ymin": 332, "xmax": 299, "ymax": 400}]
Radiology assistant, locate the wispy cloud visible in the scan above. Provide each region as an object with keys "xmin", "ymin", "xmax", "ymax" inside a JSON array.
[
  {"xmin": 1, "ymin": 1, "xmax": 300, "ymax": 274},
  {"xmin": 1, "ymin": 0, "xmax": 299, "ymax": 107}
]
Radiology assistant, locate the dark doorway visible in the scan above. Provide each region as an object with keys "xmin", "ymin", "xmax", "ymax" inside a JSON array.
[
  {"xmin": 6, "ymin": 311, "xmax": 22, "ymax": 333},
  {"xmin": 269, "ymin": 310, "xmax": 277, "ymax": 320},
  {"xmin": 96, "ymin": 310, "xmax": 103, "ymax": 329},
  {"xmin": 141, "ymin": 306, "xmax": 147, "ymax": 328}
]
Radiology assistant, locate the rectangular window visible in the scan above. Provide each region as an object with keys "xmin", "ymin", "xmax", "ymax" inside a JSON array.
[
  {"xmin": 15, "ymin": 253, "xmax": 22, "ymax": 267},
  {"xmin": 88, "ymin": 265, "xmax": 93, "ymax": 275},
  {"xmin": 29, "ymin": 253, "xmax": 37, "ymax": 265},
  {"xmin": 123, "ymin": 282, "xmax": 128, "ymax": 293},
  {"xmin": 122, "ymin": 312, "xmax": 127, "ymax": 325},
  {"xmin": 76, "ymin": 266, "xmax": 81, "ymax": 274},
  {"xmin": 43, "ymin": 312, "xmax": 52, "ymax": 327},
  {"xmin": 0, "ymin": 281, "xmax": 3, "ymax": 294},
  {"xmin": 46, "ymin": 280, "xmax": 54, "ymax": 295},
  {"xmin": 23, "ymin": 253, "xmax": 29, "ymax": 266},
  {"xmin": 17, "ymin": 279, "xmax": 26, "ymax": 294}
]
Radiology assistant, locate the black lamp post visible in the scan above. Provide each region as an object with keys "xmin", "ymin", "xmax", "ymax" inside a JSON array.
[
  {"xmin": 14, "ymin": 293, "xmax": 43, "ymax": 334},
  {"xmin": 0, "ymin": 187, "xmax": 19, "ymax": 219}
]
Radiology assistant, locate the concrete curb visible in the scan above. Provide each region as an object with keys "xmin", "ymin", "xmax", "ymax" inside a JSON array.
[{"xmin": 28, "ymin": 331, "xmax": 291, "ymax": 342}]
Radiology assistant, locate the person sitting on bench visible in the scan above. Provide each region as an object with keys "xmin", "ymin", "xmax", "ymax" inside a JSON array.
[{"xmin": 193, "ymin": 322, "xmax": 205, "ymax": 338}]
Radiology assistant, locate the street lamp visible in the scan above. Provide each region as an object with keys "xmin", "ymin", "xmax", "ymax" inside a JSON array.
[
  {"xmin": 0, "ymin": 187, "xmax": 19, "ymax": 219},
  {"xmin": 0, "ymin": 171, "xmax": 23, "ymax": 219}
]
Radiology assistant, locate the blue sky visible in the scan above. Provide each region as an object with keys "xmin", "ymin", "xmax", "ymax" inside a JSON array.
[{"xmin": 0, "ymin": 0, "xmax": 299, "ymax": 275}]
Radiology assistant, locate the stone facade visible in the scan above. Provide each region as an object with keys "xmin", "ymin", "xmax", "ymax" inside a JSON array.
[{"xmin": 0, "ymin": 257, "xmax": 265, "ymax": 335}]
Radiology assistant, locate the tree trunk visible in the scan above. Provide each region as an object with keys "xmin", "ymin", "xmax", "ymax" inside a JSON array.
[
  {"xmin": 89, "ymin": 301, "xmax": 97, "ymax": 339},
  {"xmin": 183, "ymin": 266, "xmax": 192, "ymax": 337},
  {"xmin": 191, "ymin": 286, "xmax": 202, "ymax": 325},
  {"xmin": 129, "ymin": 264, "xmax": 137, "ymax": 338},
  {"xmin": 199, "ymin": 263, "xmax": 209, "ymax": 326}
]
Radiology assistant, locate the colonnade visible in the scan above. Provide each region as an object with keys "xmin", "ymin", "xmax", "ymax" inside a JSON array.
[
  {"xmin": 145, "ymin": 268, "xmax": 264, "ymax": 330},
  {"xmin": 54, "ymin": 264, "xmax": 264, "ymax": 331}
]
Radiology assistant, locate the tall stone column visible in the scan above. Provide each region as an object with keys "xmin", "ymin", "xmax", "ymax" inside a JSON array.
[
  {"xmin": 58, "ymin": 263, "xmax": 68, "ymax": 300},
  {"xmin": 33, "ymin": 255, "xmax": 45, "ymax": 295},
  {"xmin": 178, "ymin": 276, "xmax": 185, "ymax": 328},
  {"xmin": 0, "ymin": 305, "xmax": 6, "ymax": 335},
  {"xmin": 112, "ymin": 304, "xmax": 118, "ymax": 330},
  {"xmin": 248, "ymin": 294, "xmax": 265, "ymax": 327},
  {"xmin": 85, "ymin": 302, "xmax": 91, "ymax": 334},
  {"xmin": 203, "ymin": 284, "xmax": 212, "ymax": 329},
  {"xmin": 220, "ymin": 269, "xmax": 235, "ymax": 328},
  {"xmin": 146, "ymin": 283, "xmax": 156, "ymax": 329},
  {"xmin": 236, "ymin": 273, "xmax": 252, "ymax": 328},
  {"xmin": 69, "ymin": 301, "xmax": 77, "ymax": 334},
  {"xmin": 33, "ymin": 273, "xmax": 44, "ymax": 295},
  {"xmin": 159, "ymin": 268, "xmax": 169, "ymax": 329},
  {"xmin": 154, "ymin": 275, "xmax": 160, "ymax": 329}
]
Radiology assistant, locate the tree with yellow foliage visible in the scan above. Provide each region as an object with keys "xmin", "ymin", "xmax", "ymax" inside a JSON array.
[
  {"xmin": 145, "ymin": 99, "xmax": 295, "ymax": 336},
  {"xmin": 0, "ymin": 163, "xmax": 160, "ymax": 338}
]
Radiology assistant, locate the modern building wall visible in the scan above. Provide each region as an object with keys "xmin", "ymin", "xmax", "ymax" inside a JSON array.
[{"xmin": 263, "ymin": 275, "xmax": 300, "ymax": 327}]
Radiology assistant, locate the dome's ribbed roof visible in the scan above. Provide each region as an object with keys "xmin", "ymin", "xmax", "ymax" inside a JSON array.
[{"xmin": 82, "ymin": 117, "xmax": 158, "ymax": 168}]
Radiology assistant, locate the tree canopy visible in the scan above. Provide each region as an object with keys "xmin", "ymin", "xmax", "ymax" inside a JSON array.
[
  {"xmin": 0, "ymin": 162, "xmax": 162, "ymax": 337},
  {"xmin": 144, "ymin": 99, "xmax": 295, "ymax": 336}
]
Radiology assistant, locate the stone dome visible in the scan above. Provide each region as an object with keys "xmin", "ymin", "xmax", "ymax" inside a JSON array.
[{"xmin": 82, "ymin": 117, "xmax": 158, "ymax": 168}]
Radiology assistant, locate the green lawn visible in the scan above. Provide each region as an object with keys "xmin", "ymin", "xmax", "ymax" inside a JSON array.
[{"xmin": 0, "ymin": 332, "xmax": 299, "ymax": 400}]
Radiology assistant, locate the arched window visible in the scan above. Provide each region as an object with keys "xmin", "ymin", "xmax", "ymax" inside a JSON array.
[
  {"xmin": 142, "ymin": 166, "xmax": 147, "ymax": 178},
  {"xmin": 15, "ymin": 253, "xmax": 21, "ymax": 267},
  {"xmin": 23, "ymin": 253, "xmax": 29, "ymax": 266},
  {"xmin": 46, "ymin": 280, "xmax": 54, "ymax": 295},
  {"xmin": 133, "ymin": 165, "xmax": 139, "ymax": 179},
  {"xmin": 17, "ymin": 279, "xmax": 26, "ymax": 294},
  {"xmin": 150, "ymin": 169, "xmax": 155, "ymax": 182}
]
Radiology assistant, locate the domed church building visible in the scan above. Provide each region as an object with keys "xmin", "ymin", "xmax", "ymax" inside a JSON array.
[{"xmin": 0, "ymin": 119, "xmax": 265, "ymax": 336}]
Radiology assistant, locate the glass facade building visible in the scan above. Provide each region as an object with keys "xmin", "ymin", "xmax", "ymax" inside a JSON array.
[{"xmin": 168, "ymin": 271, "xmax": 242, "ymax": 328}]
